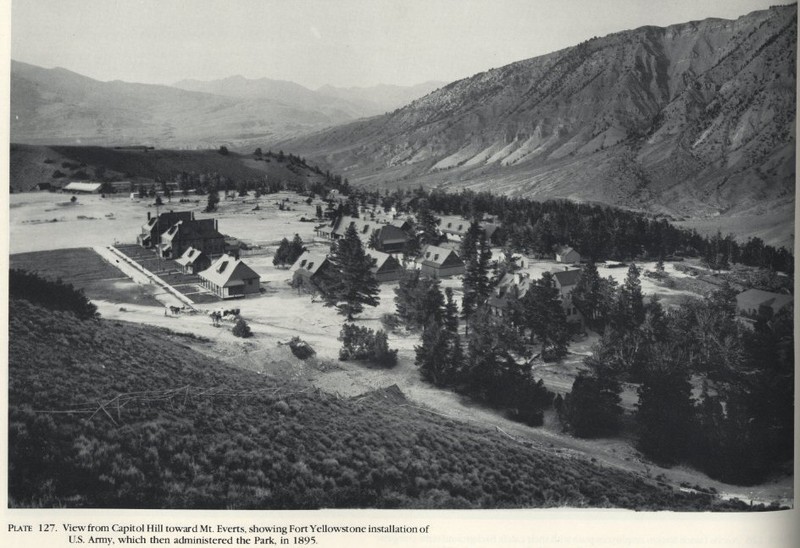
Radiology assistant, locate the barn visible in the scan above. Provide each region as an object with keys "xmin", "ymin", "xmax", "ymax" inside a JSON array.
[
  {"xmin": 555, "ymin": 246, "xmax": 581, "ymax": 264},
  {"xmin": 63, "ymin": 182, "xmax": 103, "ymax": 194}
]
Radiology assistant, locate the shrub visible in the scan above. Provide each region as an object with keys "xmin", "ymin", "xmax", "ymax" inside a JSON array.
[
  {"xmin": 288, "ymin": 337, "xmax": 315, "ymax": 360},
  {"xmin": 9, "ymin": 269, "xmax": 98, "ymax": 320},
  {"xmin": 338, "ymin": 324, "xmax": 397, "ymax": 367},
  {"xmin": 232, "ymin": 319, "xmax": 252, "ymax": 338}
]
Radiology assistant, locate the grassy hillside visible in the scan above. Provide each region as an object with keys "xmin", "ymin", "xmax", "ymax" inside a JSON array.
[
  {"xmin": 8, "ymin": 296, "xmax": 762, "ymax": 510},
  {"xmin": 10, "ymin": 144, "xmax": 325, "ymax": 193}
]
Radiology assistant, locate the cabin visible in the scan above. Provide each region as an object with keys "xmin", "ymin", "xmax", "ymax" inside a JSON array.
[
  {"xmin": 138, "ymin": 210, "xmax": 195, "ymax": 248},
  {"xmin": 35, "ymin": 182, "xmax": 52, "ymax": 191},
  {"xmin": 487, "ymin": 272, "xmax": 533, "ymax": 317},
  {"xmin": 371, "ymin": 224, "xmax": 409, "ymax": 253},
  {"xmin": 555, "ymin": 246, "xmax": 581, "ymax": 264},
  {"xmin": 552, "ymin": 268, "xmax": 583, "ymax": 324},
  {"xmin": 158, "ymin": 218, "xmax": 225, "ymax": 259},
  {"xmin": 199, "ymin": 254, "xmax": 260, "ymax": 299},
  {"xmin": 438, "ymin": 215, "xmax": 471, "ymax": 238},
  {"xmin": 420, "ymin": 245, "xmax": 465, "ymax": 279},
  {"xmin": 320, "ymin": 215, "xmax": 410, "ymax": 252},
  {"xmin": 290, "ymin": 250, "xmax": 333, "ymax": 293},
  {"xmin": 175, "ymin": 247, "xmax": 211, "ymax": 274},
  {"xmin": 367, "ymin": 250, "xmax": 404, "ymax": 282},
  {"xmin": 63, "ymin": 182, "xmax": 103, "ymax": 194},
  {"xmin": 736, "ymin": 289, "xmax": 793, "ymax": 318}
]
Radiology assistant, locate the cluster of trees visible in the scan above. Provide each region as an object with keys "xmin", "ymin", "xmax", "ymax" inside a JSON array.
[
  {"xmin": 9, "ymin": 269, "xmax": 98, "ymax": 320},
  {"xmin": 558, "ymin": 263, "xmax": 793, "ymax": 485},
  {"xmin": 337, "ymin": 186, "xmax": 792, "ymax": 273},
  {"xmin": 395, "ymin": 269, "xmax": 555, "ymax": 426},
  {"xmin": 338, "ymin": 324, "xmax": 397, "ymax": 367},
  {"xmin": 272, "ymin": 235, "xmax": 306, "ymax": 267}
]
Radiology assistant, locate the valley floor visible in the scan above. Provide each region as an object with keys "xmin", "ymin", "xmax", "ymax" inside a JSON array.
[{"xmin": 8, "ymin": 191, "xmax": 794, "ymax": 508}]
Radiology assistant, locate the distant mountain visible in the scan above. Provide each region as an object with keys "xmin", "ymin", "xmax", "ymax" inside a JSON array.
[
  {"xmin": 316, "ymin": 81, "xmax": 446, "ymax": 115},
  {"xmin": 172, "ymin": 75, "xmax": 367, "ymax": 120},
  {"xmin": 10, "ymin": 61, "xmax": 354, "ymax": 148},
  {"xmin": 275, "ymin": 5, "xmax": 796, "ymax": 247},
  {"xmin": 10, "ymin": 61, "xmax": 446, "ymax": 149}
]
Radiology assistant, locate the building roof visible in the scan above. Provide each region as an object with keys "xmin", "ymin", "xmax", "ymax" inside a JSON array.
[
  {"xmin": 161, "ymin": 219, "xmax": 223, "ymax": 243},
  {"xmin": 291, "ymin": 250, "xmax": 330, "ymax": 276},
  {"xmin": 736, "ymin": 289, "xmax": 793, "ymax": 313},
  {"xmin": 332, "ymin": 216, "xmax": 381, "ymax": 239},
  {"xmin": 199, "ymin": 254, "xmax": 259, "ymax": 287},
  {"xmin": 438, "ymin": 215, "xmax": 470, "ymax": 235},
  {"xmin": 366, "ymin": 250, "xmax": 401, "ymax": 273},
  {"xmin": 555, "ymin": 245, "xmax": 579, "ymax": 257},
  {"xmin": 142, "ymin": 211, "xmax": 194, "ymax": 232},
  {"xmin": 63, "ymin": 182, "xmax": 103, "ymax": 192},
  {"xmin": 175, "ymin": 247, "xmax": 206, "ymax": 267},
  {"xmin": 420, "ymin": 245, "xmax": 462, "ymax": 268},
  {"xmin": 552, "ymin": 269, "xmax": 582, "ymax": 287}
]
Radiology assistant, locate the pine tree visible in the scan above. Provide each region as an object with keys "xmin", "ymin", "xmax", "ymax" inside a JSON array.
[
  {"xmin": 560, "ymin": 356, "xmax": 622, "ymax": 437},
  {"xmin": 521, "ymin": 272, "xmax": 569, "ymax": 361},
  {"xmin": 415, "ymin": 321, "xmax": 451, "ymax": 386},
  {"xmin": 288, "ymin": 234, "xmax": 305, "ymax": 264},
  {"xmin": 272, "ymin": 238, "xmax": 291, "ymax": 267},
  {"xmin": 462, "ymin": 233, "xmax": 492, "ymax": 328},
  {"xmin": 322, "ymin": 224, "xmax": 380, "ymax": 320},
  {"xmin": 612, "ymin": 263, "xmax": 645, "ymax": 332},
  {"xmin": 635, "ymin": 347, "xmax": 694, "ymax": 465},
  {"xmin": 416, "ymin": 200, "xmax": 440, "ymax": 245},
  {"xmin": 460, "ymin": 221, "xmax": 482, "ymax": 262},
  {"xmin": 571, "ymin": 261, "xmax": 602, "ymax": 328}
]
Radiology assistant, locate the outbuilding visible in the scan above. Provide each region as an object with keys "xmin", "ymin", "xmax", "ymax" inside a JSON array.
[{"xmin": 419, "ymin": 245, "xmax": 465, "ymax": 279}]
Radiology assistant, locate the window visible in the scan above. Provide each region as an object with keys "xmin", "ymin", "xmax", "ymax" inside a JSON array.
[
  {"xmin": 434, "ymin": 254, "xmax": 439, "ymax": 261},
  {"xmin": 218, "ymin": 261, "xmax": 228, "ymax": 273},
  {"xmin": 426, "ymin": 252, "xmax": 431, "ymax": 259},
  {"xmin": 307, "ymin": 262, "xmax": 315, "ymax": 270},
  {"xmin": 300, "ymin": 260, "xmax": 307, "ymax": 267},
  {"xmin": 458, "ymin": 224, "xmax": 463, "ymax": 231}
]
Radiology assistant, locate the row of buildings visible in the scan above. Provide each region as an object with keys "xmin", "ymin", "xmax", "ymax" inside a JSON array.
[{"xmin": 137, "ymin": 210, "xmax": 260, "ymax": 299}]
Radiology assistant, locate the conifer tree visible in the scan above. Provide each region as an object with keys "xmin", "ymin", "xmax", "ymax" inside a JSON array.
[
  {"xmin": 521, "ymin": 272, "xmax": 569, "ymax": 360},
  {"xmin": 288, "ymin": 234, "xmax": 306, "ymax": 264},
  {"xmin": 321, "ymin": 224, "xmax": 380, "ymax": 320},
  {"xmin": 571, "ymin": 261, "xmax": 603, "ymax": 328},
  {"xmin": 462, "ymin": 233, "xmax": 492, "ymax": 328},
  {"xmin": 272, "ymin": 238, "xmax": 291, "ymax": 267},
  {"xmin": 416, "ymin": 200, "xmax": 440, "ymax": 245}
]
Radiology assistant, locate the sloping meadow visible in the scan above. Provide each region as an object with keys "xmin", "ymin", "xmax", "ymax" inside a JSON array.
[{"xmin": 8, "ymin": 298, "xmax": 758, "ymax": 510}]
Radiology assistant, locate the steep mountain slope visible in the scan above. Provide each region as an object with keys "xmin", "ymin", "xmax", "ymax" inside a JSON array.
[
  {"xmin": 10, "ymin": 61, "xmax": 352, "ymax": 147},
  {"xmin": 276, "ymin": 5, "xmax": 796, "ymax": 246}
]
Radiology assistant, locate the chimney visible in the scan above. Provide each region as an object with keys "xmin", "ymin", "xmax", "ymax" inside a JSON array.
[
  {"xmin": 215, "ymin": 219, "xmax": 218, "ymax": 231},
  {"xmin": 564, "ymin": 267, "xmax": 569, "ymax": 271},
  {"xmin": 147, "ymin": 211, "xmax": 151, "ymax": 220}
]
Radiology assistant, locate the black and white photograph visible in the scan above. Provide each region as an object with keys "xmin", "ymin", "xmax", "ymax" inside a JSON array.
[{"xmin": 3, "ymin": 0, "xmax": 797, "ymax": 544}]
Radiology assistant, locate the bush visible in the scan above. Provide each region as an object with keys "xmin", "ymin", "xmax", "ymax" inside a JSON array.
[
  {"xmin": 232, "ymin": 319, "xmax": 252, "ymax": 338},
  {"xmin": 288, "ymin": 337, "xmax": 315, "ymax": 360},
  {"xmin": 9, "ymin": 269, "xmax": 98, "ymax": 320},
  {"xmin": 338, "ymin": 324, "xmax": 397, "ymax": 367}
]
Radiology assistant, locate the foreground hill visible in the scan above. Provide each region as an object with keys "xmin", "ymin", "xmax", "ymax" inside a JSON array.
[
  {"xmin": 276, "ymin": 5, "xmax": 796, "ymax": 247},
  {"xmin": 8, "ymin": 297, "xmax": 755, "ymax": 510},
  {"xmin": 9, "ymin": 144, "xmax": 325, "ymax": 193}
]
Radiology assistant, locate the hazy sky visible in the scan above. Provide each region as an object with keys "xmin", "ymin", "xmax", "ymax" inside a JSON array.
[{"xmin": 11, "ymin": 0, "xmax": 784, "ymax": 89}]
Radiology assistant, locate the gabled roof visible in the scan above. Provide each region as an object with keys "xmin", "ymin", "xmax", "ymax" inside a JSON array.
[
  {"xmin": 438, "ymin": 215, "xmax": 470, "ymax": 235},
  {"xmin": 142, "ymin": 211, "xmax": 194, "ymax": 232},
  {"xmin": 175, "ymin": 246, "xmax": 206, "ymax": 266},
  {"xmin": 332, "ymin": 216, "xmax": 380, "ymax": 239},
  {"xmin": 555, "ymin": 245, "xmax": 578, "ymax": 256},
  {"xmin": 64, "ymin": 182, "xmax": 102, "ymax": 192},
  {"xmin": 552, "ymin": 269, "xmax": 581, "ymax": 287},
  {"xmin": 366, "ymin": 250, "xmax": 401, "ymax": 272},
  {"xmin": 420, "ymin": 245, "xmax": 462, "ymax": 268},
  {"xmin": 199, "ymin": 254, "xmax": 259, "ymax": 287},
  {"xmin": 291, "ymin": 250, "xmax": 330, "ymax": 276},
  {"xmin": 161, "ymin": 219, "xmax": 223, "ymax": 242}
]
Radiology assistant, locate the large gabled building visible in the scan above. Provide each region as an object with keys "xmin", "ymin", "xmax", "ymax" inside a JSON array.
[
  {"xmin": 419, "ymin": 245, "xmax": 465, "ymax": 279},
  {"xmin": 138, "ymin": 210, "xmax": 195, "ymax": 248},
  {"xmin": 290, "ymin": 250, "xmax": 333, "ymax": 293},
  {"xmin": 198, "ymin": 254, "xmax": 260, "ymax": 299},
  {"xmin": 158, "ymin": 218, "xmax": 225, "ymax": 259}
]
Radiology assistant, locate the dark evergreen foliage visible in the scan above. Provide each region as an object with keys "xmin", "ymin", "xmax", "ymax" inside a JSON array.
[{"xmin": 9, "ymin": 269, "xmax": 98, "ymax": 320}]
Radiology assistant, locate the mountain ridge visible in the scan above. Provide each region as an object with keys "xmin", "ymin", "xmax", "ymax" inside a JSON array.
[{"xmin": 273, "ymin": 5, "xmax": 796, "ymax": 247}]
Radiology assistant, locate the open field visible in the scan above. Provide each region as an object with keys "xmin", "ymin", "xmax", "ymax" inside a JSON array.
[{"xmin": 8, "ymin": 190, "xmax": 793, "ymax": 507}]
